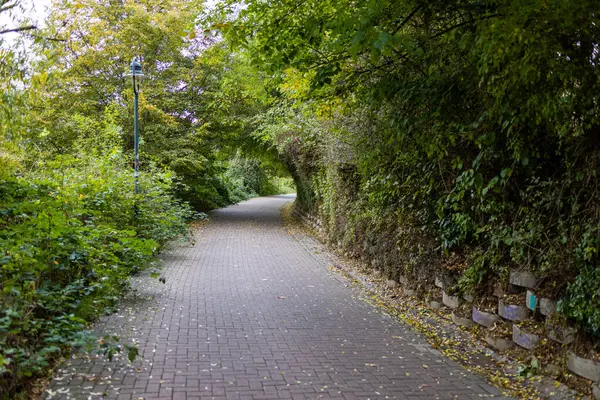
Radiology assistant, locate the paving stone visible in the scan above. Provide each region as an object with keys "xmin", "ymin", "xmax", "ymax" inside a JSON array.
[{"xmin": 43, "ymin": 195, "xmax": 506, "ymax": 400}]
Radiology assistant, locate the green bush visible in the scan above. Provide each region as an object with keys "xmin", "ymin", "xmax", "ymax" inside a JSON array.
[
  {"xmin": 558, "ymin": 266, "xmax": 600, "ymax": 337},
  {"xmin": 0, "ymin": 151, "xmax": 192, "ymax": 397}
]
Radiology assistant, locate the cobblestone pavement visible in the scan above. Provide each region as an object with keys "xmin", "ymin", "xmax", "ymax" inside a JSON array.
[{"xmin": 44, "ymin": 195, "xmax": 508, "ymax": 400}]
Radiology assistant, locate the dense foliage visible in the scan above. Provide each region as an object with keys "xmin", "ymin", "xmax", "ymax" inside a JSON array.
[
  {"xmin": 27, "ymin": 0, "xmax": 290, "ymax": 210},
  {"xmin": 0, "ymin": 0, "xmax": 292, "ymax": 397},
  {"xmin": 0, "ymin": 151, "xmax": 193, "ymax": 396},
  {"xmin": 210, "ymin": 0, "xmax": 600, "ymax": 335}
]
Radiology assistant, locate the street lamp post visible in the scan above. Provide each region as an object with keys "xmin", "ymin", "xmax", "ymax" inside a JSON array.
[{"xmin": 128, "ymin": 58, "xmax": 145, "ymax": 195}]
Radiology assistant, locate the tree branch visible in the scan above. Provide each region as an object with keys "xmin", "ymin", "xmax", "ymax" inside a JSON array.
[
  {"xmin": 0, "ymin": 25, "xmax": 37, "ymax": 35},
  {"xmin": 429, "ymin": 14, "xmax": 500, "ymax": 40},
  {"xmin": 0, "ymin": 3, "xmax": 18, "ymax": 13},
  {"xmin": 26, "ymin": 33, "xmax": 67, "ymax": 42},
  {"xmin": 391, "ymin": 5, "xmax": 423, "ymax": 36},
  {"xmin": 273, "ymin": 0, "xmax": 307, "ymax": 28}
]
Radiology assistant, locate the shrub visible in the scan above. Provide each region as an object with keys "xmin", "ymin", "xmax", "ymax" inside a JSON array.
[{"xmin": 0, "ymin": 151, "xmax": 192, "ymax": 397}]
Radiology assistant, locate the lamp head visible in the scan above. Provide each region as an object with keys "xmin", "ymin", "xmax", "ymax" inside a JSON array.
[
  {"xmin": 127, "ymin": 57, "xmax": 146, "ymax": 93},
  {"xmin": 129, "ymin": 58, "xmax": 144, "ymax": 77}
]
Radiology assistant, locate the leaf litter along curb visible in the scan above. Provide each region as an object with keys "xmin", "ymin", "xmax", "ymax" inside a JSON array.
[
  {"xmin": 38, "ymin": 273, "xmax": 167, "ymax": 400},
  {"xmin": 280, "ymin": 203, "xmax": 585, "ymax": 400}
]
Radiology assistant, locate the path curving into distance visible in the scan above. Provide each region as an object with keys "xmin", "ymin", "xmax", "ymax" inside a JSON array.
[{"xmin": 44, "ymin": 195, "xmax": 508, "ymax": 400}]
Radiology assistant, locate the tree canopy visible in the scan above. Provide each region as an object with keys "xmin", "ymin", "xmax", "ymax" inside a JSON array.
[{"xmin": 209, "ymin": 0, "xmax": 600, "ymax": 336}]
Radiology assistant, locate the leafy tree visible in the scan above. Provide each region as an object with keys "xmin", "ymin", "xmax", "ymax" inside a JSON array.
[{"xmin": 211, "ymin": 0, "xmax": 600, "ymax": 334}]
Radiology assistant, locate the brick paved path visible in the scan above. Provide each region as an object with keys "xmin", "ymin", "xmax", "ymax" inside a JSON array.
[{"xmin": 44, "ymin": 195, "xmax": 507, "ymax": 400}]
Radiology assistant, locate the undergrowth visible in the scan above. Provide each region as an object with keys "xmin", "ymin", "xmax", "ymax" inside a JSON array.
[{"xmin": 0, "ymin": 151, "xmax": 193, "ymax": 398}]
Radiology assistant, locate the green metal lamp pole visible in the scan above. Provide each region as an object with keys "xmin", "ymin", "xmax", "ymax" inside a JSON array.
[{"xmin": 128, "ymin": 58, "xmax": 145, "ymax": 196}]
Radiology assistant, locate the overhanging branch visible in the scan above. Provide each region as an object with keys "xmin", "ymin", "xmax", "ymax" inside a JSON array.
[
  {"xmin": 0, "ymin": 25, "xmax": 37, "ymax": 35},
  {"xmin": 0, "ymin": 3, "xmax": 18, "ymax": 13}
]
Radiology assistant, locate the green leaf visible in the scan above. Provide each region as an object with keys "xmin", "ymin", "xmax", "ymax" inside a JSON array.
[
  {"xmin": 127, "ymin": 345, "xmax": 139, "ymax": 363},
  {"xmin": 373, "ymin": 31, "xmax": 391, "ymax": 50},
  {"xmin": 473, "ymin": 173, "xmax": 484, "ymax": 188}
]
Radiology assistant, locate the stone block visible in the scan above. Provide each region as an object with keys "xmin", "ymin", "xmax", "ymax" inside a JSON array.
[
  {"xmin": 429, "ymin": 301, "xmax": 442, "ymax": 310},
  {"xmin": 567, "ymin": 352, "xmax": 600, "ymax": 382},
  {"xmin": 593, "ymin": 384, "xmax": 600, "ymax": 400},
  {"xmin": 472, "ymin": 307, "xmax": 500, "ymax": 328},
  {"xmin": 498, "ymin": 299, "xmax": 530, "ymax": 322},
  {"xmin": 539, "ymin": 298, "xmax": 556, "ymax": 316},
  {"xmin": 547, "ymin": 323, "xmax": 576, "ymax": 345},
  {"xmin": 484, "ymin": 333, "xmax": 514, "ymax": 351},
  {"xmin": 509, "ymin": 270, "xmax": 537, "ymax": 289},
  {"xmin": 512, "ymin": 325, "xmax": 540, "ymax": 350},
  {"xmin": 525, "ymin": 290, "xmax": 537, "ymax": 311},
  {"xmin": 442, "ymin": 291, "xmax": 461, "ymax": 309},
  {"xmin": 451, "ymin": 313, "xmax": 473, "ymax": 327}
]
